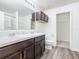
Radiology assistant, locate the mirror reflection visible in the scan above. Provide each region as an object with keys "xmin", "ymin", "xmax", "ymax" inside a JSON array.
[{"xmin": 0, "ymin": 0, "xmax": 35, "ymax": 30}]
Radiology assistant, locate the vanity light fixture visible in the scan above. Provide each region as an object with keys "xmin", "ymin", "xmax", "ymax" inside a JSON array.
[{"xmin": 32, "ymin": 0, "xmax": 36, "ymax": 2}]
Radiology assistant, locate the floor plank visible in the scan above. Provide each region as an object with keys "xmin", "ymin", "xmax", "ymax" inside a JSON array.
[{"xmin": 41, "ymin": 47, "xmax": 79, "ymax": 59}]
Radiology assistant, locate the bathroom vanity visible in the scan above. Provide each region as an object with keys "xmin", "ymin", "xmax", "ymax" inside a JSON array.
[{"xmin": 0, "ymin": 34, "xmax": 45, "ymax": 59}]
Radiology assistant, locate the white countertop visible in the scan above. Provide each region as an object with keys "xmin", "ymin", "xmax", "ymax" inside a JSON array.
[{"xmin": 0, "ymin": 33, "xmax": 45, "ymax": 48}]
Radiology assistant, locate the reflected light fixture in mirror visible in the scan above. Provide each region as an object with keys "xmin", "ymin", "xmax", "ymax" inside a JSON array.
[
  {"xmin": 33, "ymin": 0, "xmax": 36, "ymax": 2},
  {"xmin": 27, "ymin": 0, "xmax": 36, "ymax": 2}
]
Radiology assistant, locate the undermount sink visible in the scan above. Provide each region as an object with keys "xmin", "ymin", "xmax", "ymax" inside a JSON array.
[{"xmin": 0, "ymin": 33, "xmax": 44, "ymax": 46}]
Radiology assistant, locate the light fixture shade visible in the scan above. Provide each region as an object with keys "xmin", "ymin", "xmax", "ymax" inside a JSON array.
[
  {"xmin": 25, "ymin": 0, "xmax": 36, "ymax": 7},
  {"xmin": 33, "ymin": 0, "xmax": 36, "ymax": 2}
]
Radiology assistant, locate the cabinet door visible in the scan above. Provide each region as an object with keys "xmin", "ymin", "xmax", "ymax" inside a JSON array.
[
  {"xmin": 35, "ymin": 41, "xmax": 42, "ymax": 59},
  {"xmin": 5, "ymin": 51, "xmax": 22, "ymax": 59},
  {"xmin": 41, "ymin": 12, "xmax": 45, "ymax": 21},
  {"xmin": 23, "ymin": 45, "xmax": 34, "ymax": 59},
  {"xmin": 32, "ymin": 13, "xmax": 35, "ymax": 21},
  {"xmin": 36, "ymin": 12, "xmax": 40, "ymax": 21},
  {"xmin": 42, "ymin": 39, "xmax": 45, "ymax": 53}
]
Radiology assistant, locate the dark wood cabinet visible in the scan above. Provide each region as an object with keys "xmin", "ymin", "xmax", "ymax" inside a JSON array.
[
  {"xmin": 36, "ymin": 12, "xmax": 40, "ymax": 21},
  {"xmin": 23, "ymin": 45, "xmax": 34, "ymax": 59},
  {"xmin": 40, "ymin": 11, "xmax": 45, "ymax": 21},
  {"xmin": 32, "ymin": 13, "xmax": 35, "ymax": 21},
  {"xmin": 5, "ymin": 51, "xmax": 21, "ymax": 59},
  {"xmin": 0, "ymin": 35, "xmax": 45, "ymax": 59},
  {"xmin": 35, "ymin": 42, "xmax": 42, "ymax": 59},
  {"xmin": 32, "ymin": 11, "xmax": 48, "ymax": 22},
  {"xmin": 35, "ymin": 35, "xmax": 45, "ymax": 59},
  {"xmin": 42, "ymin": 39, "xmax": 45, "ymax": 53},
  {"xmin": 32, "ymin": 12, "xmax": 40, "ymax": 21}
]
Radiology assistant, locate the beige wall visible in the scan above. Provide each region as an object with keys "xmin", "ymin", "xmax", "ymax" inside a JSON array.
[{"xmin": 36, "ymin": 2, "xmax": 79, "ymax": 52}]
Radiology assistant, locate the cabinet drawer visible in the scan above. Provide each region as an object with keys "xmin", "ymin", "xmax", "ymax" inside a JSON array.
[
  {"xmin": 35, "ymin": 35, "xmax": 45, "ymax": 42},
  {"xmin": 0, "ymin": 38, "xmax": 34, "ymax": 58}
]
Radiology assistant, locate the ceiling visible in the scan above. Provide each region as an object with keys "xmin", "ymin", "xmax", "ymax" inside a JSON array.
[
  {"xmin": 35, "ymin": 0, "xmax": 79, "ymax": 10},
  {"xmin": 0, "ymin": 0, "xmax": 79, "ymax": 16}
]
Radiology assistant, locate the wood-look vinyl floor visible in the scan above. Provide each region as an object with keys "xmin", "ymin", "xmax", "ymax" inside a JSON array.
[{"xmin": 41, "ymin": 47, "xmax": 79, "ymax": 59}]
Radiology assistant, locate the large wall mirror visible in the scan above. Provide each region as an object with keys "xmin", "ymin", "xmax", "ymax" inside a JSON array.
[{"xmin": 0, "ymin": 0, "xmax": 36, "ymax": 31}]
